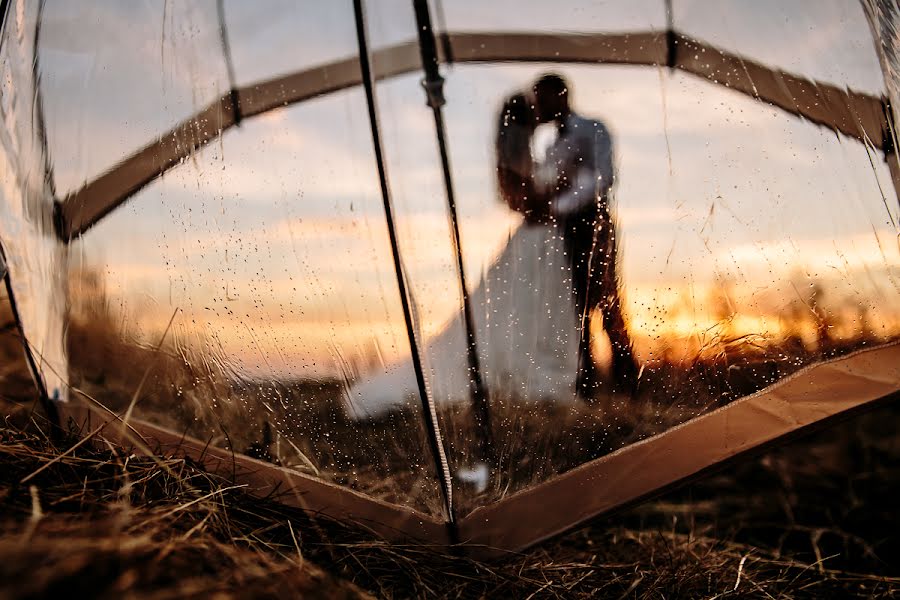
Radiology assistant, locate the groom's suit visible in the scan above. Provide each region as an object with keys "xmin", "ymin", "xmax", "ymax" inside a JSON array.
[{"xmin": 543, "ymin": 113, "xmax": 637, "ymax": 393}]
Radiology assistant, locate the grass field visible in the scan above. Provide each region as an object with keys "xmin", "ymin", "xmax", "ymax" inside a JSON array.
[
  {"xmin": 61, "ymin": 272, "xmax": 898, "ymax": 519},
  {"xmin": 0, "ymin": 389, "xmax": 898, "ymax": 598},
  {"xmin": 1, "ymin": 287, "xmax": 899, "ymax": 597}
]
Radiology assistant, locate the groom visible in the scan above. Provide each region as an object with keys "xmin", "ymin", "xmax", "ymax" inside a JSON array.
[{"xmin": 532, "ymin": 73, "xmax": 638, "ymax": 396}]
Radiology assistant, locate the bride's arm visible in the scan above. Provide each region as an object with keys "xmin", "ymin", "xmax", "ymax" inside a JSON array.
[
  {"xmin": 498, "ymin": 168, "xmax": 553, "ymax": 223},
  {"xmin": 551, "ymin": 169, "xmax": 604, "ymax": 217},
  {"xmin": 521, "ymin": 185, "xmax": 553, "ymax": 224}
]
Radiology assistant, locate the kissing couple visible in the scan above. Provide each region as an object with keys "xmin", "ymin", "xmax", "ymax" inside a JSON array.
[{"xmin": 346, "ymin": 73, "xmax": 638, "ymax": 420}]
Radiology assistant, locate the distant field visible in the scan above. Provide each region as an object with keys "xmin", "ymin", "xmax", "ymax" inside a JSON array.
[{"xmin": 57, "ymin": 273, "xmax": 900, "ymax": 516}]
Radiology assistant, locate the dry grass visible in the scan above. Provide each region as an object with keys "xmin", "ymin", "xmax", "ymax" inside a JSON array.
[
  {"xmin": 55, "ymin": 267, "xmax": 898, "ymax": 519},
  {"xmin": 0, "ymin": 390, "xmax": 898, "ymax": 598},
  {"xmin": 2, "ymin": 281, "xmax": 899, "ymax": 597},
  {"xmin": 65, "ymin": 301, "xmax": 891, "ymax": 517},
  {"xmin": 0, "ymin": 403, "xmax": 371, "ymax": 599}
]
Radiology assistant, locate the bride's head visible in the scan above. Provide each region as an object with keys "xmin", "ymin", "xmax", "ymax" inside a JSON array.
[
  {"xmin": 495, "ymin": 93, "xmax": 535, "ymax": 170},
  {"xmin": 498, "ymin": 93, "xmax": 535, "ymax": 130},
  {"xmin": 495, "ymin": 93, "xmax": 538, "ymax": 211}
]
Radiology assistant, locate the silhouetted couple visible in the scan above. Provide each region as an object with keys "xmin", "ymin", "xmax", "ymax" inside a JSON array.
[
  {"xmin": 497, "ymin": 73, "xmax": 637, "ymax": 398},
  {"xmin": 346, "ymin": 74, "xmax": 637, "ymax": 419}
]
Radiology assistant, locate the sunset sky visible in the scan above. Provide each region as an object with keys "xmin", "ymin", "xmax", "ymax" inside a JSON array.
[{"xmin": 36, "ymin": 0, "xmax": 900, "ymax": 378}]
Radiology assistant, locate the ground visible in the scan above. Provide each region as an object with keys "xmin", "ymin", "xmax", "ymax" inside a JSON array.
[
  {"xmin": 2, "ymin": 287, "xmax": 899, "ymax": 597},
  {"xmin": 0, "ymin": 392, "xmax": 897, "ymax": 599}
]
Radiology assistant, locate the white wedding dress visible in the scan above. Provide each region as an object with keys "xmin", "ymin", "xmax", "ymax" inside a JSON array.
[{"xmin": 343, "ymin": 220, "xmax": 580, "ymax": 420}]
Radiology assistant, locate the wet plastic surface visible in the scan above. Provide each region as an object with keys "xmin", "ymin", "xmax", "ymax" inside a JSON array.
[{"xmin": 1, "ymin": 0, "xmax": 899, "ymax": 533}]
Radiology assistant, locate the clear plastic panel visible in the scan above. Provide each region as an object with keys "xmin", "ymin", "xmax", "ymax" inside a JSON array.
[
  {"xmin": 223, "ymin": 0, "xmax": 358, "ymax": 87},
  {"xmin": 364, "ymin": 1, "xmax": 461, "ymax": 513},
  {"xmin": 4, "ymin": 0, "xmax": 900, "ymax": 528},
  {"xmin": 65, "ymin": 87, "xmax": 446, "ymax": 517},
  {"xmin": 404, "ymin": 33, "xmax": 897, "ymax": 511},
  {"xmin": 369, "ymin": 70, "xmax": 488, "ymax": 407},
  {"xmin": 673, "ymin": 0, "xmax": 885, "ymax": 96},
  {"xmin": 363, "ymin": 1, "xmax": 543, "ymax": 514},
  {"xmin": 330, "ymin": 1, "xmax": 900, "ymax": 515},
  {"xmin": 435, "ymin": 0, "xmax": 666, "ymax": 34},
  {"xmin": 369, "ymin": 0, "xmax": 458, "ymax": 340},
  {"xmin": 364, "ymin": 0, "xmax": 421, "ymax": 50},
  {"xmin": 366, "ymin": 2, "xmax": 470, "ymax": 514},
  {"xmin": 39, "ymin": 1, "xmax": 229, "ymax": 198},
  {"xmin": 0, "ymin": 0, "xmax": 67, "ymax": 398}
]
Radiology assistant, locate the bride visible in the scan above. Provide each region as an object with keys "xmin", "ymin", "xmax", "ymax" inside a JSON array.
[{"xmin": 344, "ymin": 94, "xmax": 580, "ymax": 419}]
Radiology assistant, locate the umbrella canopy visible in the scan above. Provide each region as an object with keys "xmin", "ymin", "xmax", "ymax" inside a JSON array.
[{"xmin": 1, "ymin": 0, "xmax": 898, "ymax": 554}]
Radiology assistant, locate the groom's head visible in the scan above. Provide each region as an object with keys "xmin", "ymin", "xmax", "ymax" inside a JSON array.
[{"xmin": 533, "ymin": 73, "xmax": 570, "ymax": 124}]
